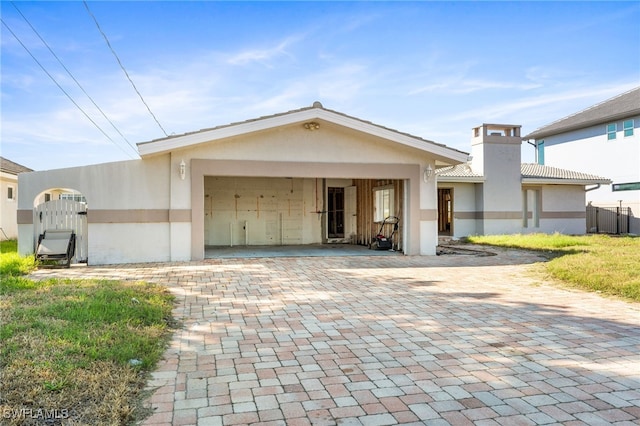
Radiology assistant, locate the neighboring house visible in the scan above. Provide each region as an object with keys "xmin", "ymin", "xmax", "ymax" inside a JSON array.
[
  {"xmin": 524, "ymin": 87, "xmax": 640, "ymax": 234},
  {"xmin": 436, "ymin": 124, "xmax": 611, "ymax": 238},
  {"xmin": 18, "ymin": 102, "xmax": 469, "ymax": 264},
  {"xmin": 0, "ymin": 157, "xmax": 33, "ymax": 239}
]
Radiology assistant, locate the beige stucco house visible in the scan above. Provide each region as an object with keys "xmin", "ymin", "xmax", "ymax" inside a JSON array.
[
  {"xmin": 18, "ymin": 104, "xmax": 611, "ymax": 265},
  {"xmin": 1, "ymin": 157, "xmax": 33, "ymax": 239},
  {"xmin": 18, "ymin": 103, "xmax": 468, "ymax": 264}
]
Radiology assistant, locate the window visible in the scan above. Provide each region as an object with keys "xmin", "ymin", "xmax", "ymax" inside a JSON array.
[
  {"xmin": 44, "ymin": 193, "xmax": 51, "ymax": 202},
  {"xmin": 612, "ymin": 182, "xmax": 640, "ymax": 192},
  {"xmin": 623, "ymin": 119, "xmax": 634, "ymax": 137},
  {"xmin": 7, "ymin": 186, "xmax": 14, "ymax": 200},
  {"xmin": 374, "ymin": 186, "xmax": 394, "ymax": 222},
  {"xmin": 607, "ymin": 123, "xmax": 617, "ymax": 140},
  {"xmin": 59, "ymin": 193, "xmax": 86, "ymax": 203},
  {"xmin": 536, "ymin": 140, "xmax": 545, "ymax": 165}
]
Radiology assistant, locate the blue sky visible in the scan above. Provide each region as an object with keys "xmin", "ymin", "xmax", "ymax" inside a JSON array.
[{"xmin": 2, "ymin": 1, "xmax": 639, "ymax": 171}]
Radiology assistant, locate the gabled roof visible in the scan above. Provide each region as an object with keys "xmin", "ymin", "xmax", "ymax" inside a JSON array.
[
  {"xmin": 137, "ymin": 102, "xmax": 469, "ymax": 164},
  {"xmin": 436, "ymin": 163, "xmax": 610, "ymax": 185},
  {"xmin": 0, "ymin": 156, "xmax": 33, "ymax": 175},
  {"xmin": 524, "ymin": 87, "xmax": 640, "ymax": 140}
]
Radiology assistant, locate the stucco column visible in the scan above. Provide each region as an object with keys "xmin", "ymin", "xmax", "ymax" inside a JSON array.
[{"xmin": 419, "ymin": 161, "xmax": 438, "ymax": 255}]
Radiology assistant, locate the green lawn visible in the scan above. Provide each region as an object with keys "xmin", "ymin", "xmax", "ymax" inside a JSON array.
[
  {"xmin": 0, "ymin": 241, "xmax": 176, "ymax": 425},
  {"xmin": 466, "ymin": 233, "xmax": 640, "ymax": 302}
]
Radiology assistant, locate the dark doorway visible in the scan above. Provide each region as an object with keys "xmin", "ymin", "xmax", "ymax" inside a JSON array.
[
  {"xmin": 328, "ymin": 187, "xmax": 345, "ymax": 238},
  {"xmin": 438, "ymin": 188, "xmax": 452, "ymax": 235}
]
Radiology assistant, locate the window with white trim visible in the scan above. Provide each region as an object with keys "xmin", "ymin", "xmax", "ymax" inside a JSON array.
[
  {"xmin": 7, "ymin": 186, "xmax": 15, "ymax": 200},
  {"xmin": 623, "ymin": 119, "xmax": 634, "ymax": 137},
  {"xmin": 374, "ymin": 186, "xmax": 394, "ymax": 222},
  {"xmin": 606, "ymin": 123, "xmax": 617, "ymax": 140}
]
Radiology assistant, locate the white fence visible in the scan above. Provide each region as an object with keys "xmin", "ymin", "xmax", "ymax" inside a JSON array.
[{"xmin": 34, "ymin": 200, "xmax": 88, "ymax": 263}]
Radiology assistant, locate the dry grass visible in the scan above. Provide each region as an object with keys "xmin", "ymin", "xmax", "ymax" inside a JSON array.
[
  {"xmin": 466, "ymin": 233, "xmax": 640, "ymax": 301},
  {"xmin": 0, "ymin": 243, "xmax": 176, "ymax": 425}
]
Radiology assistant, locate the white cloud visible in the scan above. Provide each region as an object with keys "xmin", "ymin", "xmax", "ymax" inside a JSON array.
[{"xmin": 226, "ymin": 35, "xmax": 301, "ymax": 66}]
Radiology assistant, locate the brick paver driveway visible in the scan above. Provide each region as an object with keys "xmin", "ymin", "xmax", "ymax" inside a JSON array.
[{"xmin": 32, "ymin": 246, "xmax": 640, "ymax": 425}]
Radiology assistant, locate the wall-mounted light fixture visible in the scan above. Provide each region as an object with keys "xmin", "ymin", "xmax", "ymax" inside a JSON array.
[
  {"xmin": 179, "ymin": 159, "xmax": 186, "ymax": 180},
  {"xmin": 304, "ymin": 121, "xmax": 320, "ymax": 131},
  {"xmin": 423, "ymin": 164, "xmax": 433, "ymax": 182}
]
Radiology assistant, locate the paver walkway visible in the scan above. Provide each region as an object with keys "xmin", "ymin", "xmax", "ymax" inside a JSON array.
[{"xmin": 31, "ymin": 246, "xmax": 640, "ymax": 425}]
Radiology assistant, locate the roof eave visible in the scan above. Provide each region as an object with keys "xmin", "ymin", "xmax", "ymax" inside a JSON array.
[
  {"xmin": 522, "ymin": 178, "xmax": 612, "ymax": 185},
  {"xmin": 137, "ymin": 107, "xmax": 469, "ymax": 164},
  {"xmin": 524, "ymin": 108, "xmax": 640, "ymax": 140},
  {"xmin": 437, "ymin": 176, "xmax": 485, "ymax": 183}
]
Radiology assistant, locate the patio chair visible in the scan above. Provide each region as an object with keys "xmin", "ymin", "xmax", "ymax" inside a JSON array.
[{"xmin": 36, "ymin": 229, "xmax": 76, "ymax": 268}]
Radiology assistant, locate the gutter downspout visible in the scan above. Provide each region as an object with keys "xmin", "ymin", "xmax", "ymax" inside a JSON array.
[
  {"xmin": 585, "ymin": 184, "xmax": 601, "ymax": 192},
  {"xmin": 523, "ymin": 138, "xmax": 537, "ymax": 164}
]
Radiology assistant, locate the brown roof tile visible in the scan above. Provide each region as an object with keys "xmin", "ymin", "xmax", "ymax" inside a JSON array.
[{"xmin": 0, "ymin": 156, "xmax": 33, "ymax": 175}]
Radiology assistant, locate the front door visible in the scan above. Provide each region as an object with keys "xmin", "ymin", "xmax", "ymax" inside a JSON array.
[
  {"xmin": 438, "ymin": 188, "xmax": 452, "ymax": 235},
  {"xmin": 328, "ymin": 187, "xmax": 345, "ymax": 238}
]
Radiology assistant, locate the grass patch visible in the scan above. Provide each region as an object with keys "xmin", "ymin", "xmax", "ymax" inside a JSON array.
[
  {"xmin": 0, "ymin": 242, "xmax": 176, "ymax": 425},
  {"xmin": 1, "ymin": 240, "xmax": 36, "ymax": 276},
  {"xmin": 466, "ymin": 233, "xmax": 640, "ymax": 301}
]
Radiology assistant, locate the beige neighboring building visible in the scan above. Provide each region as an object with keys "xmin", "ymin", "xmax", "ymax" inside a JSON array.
[{"xmin": 1, "ymin": 157, "xmax": 33, "ymax": 240}]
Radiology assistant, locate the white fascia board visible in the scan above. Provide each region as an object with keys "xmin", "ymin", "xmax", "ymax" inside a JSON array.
[
  {"xmin": 314, "ymin": 110, "xmax": 469, "ymax": 163},
  {"xmin": 138, "ymin": 110, "xmax": 317, "ymax": 156},
  {"xmin": 138, "ymin": 108, "xmax": 468, "ymax": 164},
  {"xmin": 437, "ymin": 176, "xmax": 485, "ymax": 183},
  {"xmin": 522, "ymin": 178, "xmax": 612, "ymax": 185}
]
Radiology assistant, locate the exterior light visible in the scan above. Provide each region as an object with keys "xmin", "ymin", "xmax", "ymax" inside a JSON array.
[
  {"xmin": 423, "ymin": 164, "xmax": 433, "ymax": 182},
  {"xmin": 179, "ymin": 159, "xmax": 186, "ymax": 180}
]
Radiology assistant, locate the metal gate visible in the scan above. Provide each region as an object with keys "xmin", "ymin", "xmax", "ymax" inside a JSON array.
[
  {"xmin": 34, "ymin": 200, "xmax": 88, "ymax": 263},
  {"xmin": 586, "ymin": 205, "xmax": 630, "ymax": 235}
]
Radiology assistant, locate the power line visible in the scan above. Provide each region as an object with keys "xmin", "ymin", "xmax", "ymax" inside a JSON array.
[
  {"xmin": 83, "ymin": 0, "xmax": 169, "ymax": 137},
  {"xmin": 1, "ymin": 18, "xmax": 137, "ymax": 159},
  {"xmin": 10, "ymin": 1, "xmax": 139, "ymax": 157}
]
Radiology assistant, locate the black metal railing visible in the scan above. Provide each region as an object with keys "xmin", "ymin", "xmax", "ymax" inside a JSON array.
[{"xmin": 586, "ymin": 205, "xmax": 631, "ymax": 234}]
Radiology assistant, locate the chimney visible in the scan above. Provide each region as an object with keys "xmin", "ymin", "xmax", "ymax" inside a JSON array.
[{"xmin": 470, "ymin": 124, "xmax": 523, "ymax": 234}]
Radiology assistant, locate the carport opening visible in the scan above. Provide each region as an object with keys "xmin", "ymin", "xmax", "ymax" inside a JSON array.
[{"xmin": 202, "ymin": 176, "xmax": 404, "ymax": 257}]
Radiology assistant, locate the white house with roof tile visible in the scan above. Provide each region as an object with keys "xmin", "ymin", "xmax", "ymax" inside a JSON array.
[
  {"xmin": 436, "ymin": 124, "xmax": 611, "ymax": 238},
  {"xmin": 17, "ymin": 104, "xmax": 611, "ymax": 265},
  {"xmin": 18, "ymin": 103, "xmax": 468, "ymax": 264},
  {"xmin": 524, "ymin": 87, "xmax": 640, "ymax": 234}
]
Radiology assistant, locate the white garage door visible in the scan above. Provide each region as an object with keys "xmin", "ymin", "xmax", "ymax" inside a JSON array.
[{"xmin": 204, "ymin": 177, "xmax": 306, "ymax": 246}]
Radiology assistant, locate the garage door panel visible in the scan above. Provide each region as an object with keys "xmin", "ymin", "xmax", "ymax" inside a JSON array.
[{"xmin": 204, "ymin": 177, "xmax": 308, "ymax": 246}]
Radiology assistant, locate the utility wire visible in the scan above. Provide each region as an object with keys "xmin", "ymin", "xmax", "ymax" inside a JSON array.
[
  {"xmin": 83, "ymin": 0, "xmax": 169, "ymax": 137},
  {"xmin": 11, "ymin": 1, "xmax": 139, "ymax": 157},
  {"xmin": 1, "ymin": 18, "xmax": 136, "ymax": 159}
]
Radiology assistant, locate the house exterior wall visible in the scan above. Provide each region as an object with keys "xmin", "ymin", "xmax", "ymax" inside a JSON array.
[
  {"xmin": 18, "ymin": 156, "xmax": 175, "ymax": 265},
  {"xmin": 540, "ymin": 115, "xmax": 639, "ymax": 233},
  {"xmin": 438, "ymin": 183, "xmax": 478, "ymax": 238},
  {"xmin": 1, "ymin": 171, "xmax": 19, "ymax": 239},
  {"xmin": 440, "ymin": 183, "xmax": 589, "ymax": 238},
  {"xmin": 18, "ymin": 120, "xmax": 447, "ymax": 264},
  {"xmin": 523, "ymin": 185, "xmax": 588, "ymax": 235}
]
